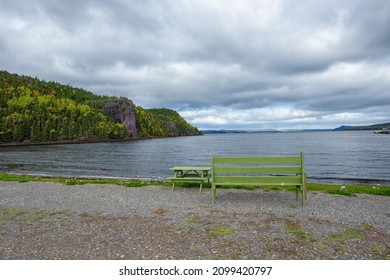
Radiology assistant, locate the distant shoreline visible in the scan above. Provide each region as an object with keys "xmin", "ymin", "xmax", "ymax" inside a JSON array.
[
  {"xmin": 0, "ymin": 138, "xmax": 132, "ymax": 147},
  {"xmin": 201, "ymin": 128, "xmax": 388, "ymax": 134},
  {"xmin": 0, "ymin": 134, "xmax": 203, "ymax": 147}
]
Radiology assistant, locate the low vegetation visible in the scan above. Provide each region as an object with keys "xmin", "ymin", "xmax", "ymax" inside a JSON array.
[
  {"xmin": 0, "ymin": 173, "xmax": 389, "ymax": 196},
  {"xmin": 0, "ymin": 173, "xmax": 152, "ymax": 188}
]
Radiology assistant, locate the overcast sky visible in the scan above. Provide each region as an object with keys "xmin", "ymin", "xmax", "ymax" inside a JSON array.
[{"xmin": 1, "ymin": 0, "xmax": 390, "ymax": 130}]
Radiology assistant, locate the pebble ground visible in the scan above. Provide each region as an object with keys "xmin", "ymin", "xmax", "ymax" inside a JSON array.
[{"xmin": 0, "ymin": 181, "xmax": 389, "ymax": 259}]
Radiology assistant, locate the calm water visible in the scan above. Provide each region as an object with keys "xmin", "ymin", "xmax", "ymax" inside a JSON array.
[{"xmin": 1, "ymin": 131, "xmax": 389, "ymax": 185}]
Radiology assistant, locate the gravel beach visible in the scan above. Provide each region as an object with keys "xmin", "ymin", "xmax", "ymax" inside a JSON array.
[{"xmin": 0, "ymin": 181, "xmax": 389, "ymax": 259}]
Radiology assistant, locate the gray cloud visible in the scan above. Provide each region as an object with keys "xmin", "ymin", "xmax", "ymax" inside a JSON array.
[{"xmin": 1, "ymin": 0, "xmax": 390, "ymax": 129}]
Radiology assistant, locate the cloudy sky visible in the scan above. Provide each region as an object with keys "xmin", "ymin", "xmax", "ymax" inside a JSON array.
[{"xmin": 1, "ymin": 0, "xmax": 390, "ymax": 130}]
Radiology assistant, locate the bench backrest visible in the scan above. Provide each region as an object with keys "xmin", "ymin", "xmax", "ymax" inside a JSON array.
[{"xmin": 211, "ymin": 152, "xmax": 305, "ymax": 186}]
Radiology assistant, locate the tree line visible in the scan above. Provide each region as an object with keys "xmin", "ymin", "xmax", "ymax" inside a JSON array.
[{"xmin": 0, "ymin": 71, "xmax": 200, "ymax": 143}]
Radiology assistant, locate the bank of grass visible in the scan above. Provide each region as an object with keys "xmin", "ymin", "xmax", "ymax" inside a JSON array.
[
  {"xmin": 1, "ymin": 173, "xmax": 389, "ymax": 196},
  {"xmin": 177, "ymin": 182, "xmax": 390, "ymax": 197},
  {"xmin": 0, "ymin": 173, "xmax": 159, "ymax": 188}
]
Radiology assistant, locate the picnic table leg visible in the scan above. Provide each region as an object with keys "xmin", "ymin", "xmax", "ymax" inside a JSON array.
[
  {"xmin": 171, "ymin": 170, "xmax": 182, "ymax": 192},
  {"xmin": 199, "ymin": 170, "xmax": 208, "ymax": 193}
]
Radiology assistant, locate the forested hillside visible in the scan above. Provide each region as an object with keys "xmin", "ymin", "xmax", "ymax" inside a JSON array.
[
  {"xmin": 0, "ymin": 71, "xmax": 200, "ymax": 143},
  {"xmin": 136, "ymin": 108, "xmax": 201, "ymax": 138}
]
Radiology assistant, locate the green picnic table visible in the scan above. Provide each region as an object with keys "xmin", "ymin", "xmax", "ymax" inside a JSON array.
[{"xmin": 167, "ymin": 166, "xmax": 211, "ymax": 192}]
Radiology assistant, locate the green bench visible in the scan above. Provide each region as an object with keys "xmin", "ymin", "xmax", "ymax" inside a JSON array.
[{"xmin": 211, "ymin": 152, "xmax": 307, "ymax": 206}]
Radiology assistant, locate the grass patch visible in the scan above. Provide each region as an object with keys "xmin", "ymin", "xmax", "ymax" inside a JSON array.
[
  {"xmin": 63, "ymin": 178, "xmax": 150, "ymax": 187},
  {"xmin": 371, "ymin": 244, "xmax": 387, "ymax": 255},
  {"xmin": 215, "ymin": 183, "xmax": 390, "ymax": 197},
  {"xmin": 329, "ymin": 228, "xmax": 364, "ymax": 242},
  {"xmin": 308, "ymin": 183, "xmax": 390, "ymax": 196},
  {"xmin": 0, "ymin": 208, "xmax": 29, "ymax": 216},
  {"xmin": 0, "ymin": 207, "xmax": 34, "ymax": 223},
  {"xmin": 285, "ymin": 222, "xmax": 309, "ymax": 239},
  {"xmin": 187, "ymin": 218, "xmax": 202, "ymax": 223},
  {"xmin": 208, "ymin": 225, "xmax": 235, "ymax": 237},
  {"xmin": 207, "ymin": 182, "xmax": 390, "ymax": 197},
  {"xmin": 0, "ymin": 173, "xmax": 153, "ymax": 188},
  {"xmin": 0, "ymin": 207, "xmax": 75, "ymax": 225},
  {"xmin": 0, "ymin": 173, "xmax": 41, "ymax": 183},
  {"xmin": 327, "ymin": 186, "xmax": 356, "ymax": 196},
  {"xmin": 49, "ymin": 210, "xmax": 69, "ymax": 216},
  {"xmin": 344, "ymin": 229, "xmax": 364, "ymax": 239}
]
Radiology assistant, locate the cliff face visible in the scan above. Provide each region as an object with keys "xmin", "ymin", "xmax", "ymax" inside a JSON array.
[
  {"xmin": 102, "ymin": 99, "xmax": 140, "ymax": 138},
  {"xmin": 102, "ymin": 99, "xmax": 201, "ymax": 139}
]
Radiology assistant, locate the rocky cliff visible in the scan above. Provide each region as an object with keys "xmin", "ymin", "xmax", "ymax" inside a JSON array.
[
  {"xmin": 101, "ymin": 99, "xmax": 201, "ymax": 139},
  {"xmin": 102, "ymin": 98, "xmax": 140, "ymax": 138}
]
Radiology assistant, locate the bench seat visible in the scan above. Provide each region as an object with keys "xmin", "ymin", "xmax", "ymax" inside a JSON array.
[{"xmin": 166, "ymin": 177, "xmax": 209, "ymax": 182}]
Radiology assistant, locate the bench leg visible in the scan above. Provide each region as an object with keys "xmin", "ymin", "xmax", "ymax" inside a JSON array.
[
  {"xmin": 171, "ymin": 182, "xmax": 175, "ymax": 192},
  {"xmin": 302, "ymin": 172, "xmax": 307, "ymax": 206},
  {"xmin": 296, "ymin": 186, "xmax": 306, "ymax": 206},
  {"xmin": 212, "ymin": 183, "xmax": 216, "ymax": 205},
  {"xmin": 200, "ymin": 182, "xmax": 203, "ymax": 193},
  {"xmin": 304, "ymin": 172, "xmax": 308, "ymax": 201}
]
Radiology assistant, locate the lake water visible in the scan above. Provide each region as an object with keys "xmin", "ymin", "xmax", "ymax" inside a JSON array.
[{"xmin": 1, "ymin": 131, "xmax": 389, "ymax": 185}]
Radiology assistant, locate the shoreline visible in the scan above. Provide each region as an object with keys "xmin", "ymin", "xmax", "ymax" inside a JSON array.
[
  {"xmin": 1, "ymin": 172, "xmax": 389, "ymax": 198},
  {"xmin": 0, "ymin": 133, "xmax": 203, "ymax": 147},
  {"xmin": 2, "ymin": 171, "xmax": 390, "ymax": 188},
  {"xmin": 0, "ymin": 138, "xmax": 132, "ymax": 147}
]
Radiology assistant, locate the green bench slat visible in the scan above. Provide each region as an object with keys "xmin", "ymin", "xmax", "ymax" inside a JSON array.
[
  {"xmin": 213, "ymin": 166, "xmax": 302, "ymax": 174},
  {"xmin": 213, "ymin": 176, "xmax": 303, "ymax": 185},
  {"xmin": 213, "ymin": 156, "xmax": 301, "ymax": 164}
]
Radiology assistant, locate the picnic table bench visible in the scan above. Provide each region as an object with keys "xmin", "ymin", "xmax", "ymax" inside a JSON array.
[
  {"xmin": 167, "ymin": 166, "xmax": 211, "ymax": 192},
  {"xmin": 211, "ymin": 152, "xmax": 307, "ymax": 206}
]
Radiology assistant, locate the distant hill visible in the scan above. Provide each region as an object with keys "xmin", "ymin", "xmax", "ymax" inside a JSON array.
[
  {"xmin": 202, "ymin": 129, "xmax": 253, "ymax": 134},
  {"xmin": 334, "ymin": 122, "xmax": 390, "ymax": 131},
  {"xmin": 0, "ymin": 70, "xmax": 201, "ymax": 144}
]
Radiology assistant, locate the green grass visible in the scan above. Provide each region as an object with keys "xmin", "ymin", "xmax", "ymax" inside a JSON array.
[
  {"xmin": 186, "ymin": 181, "xmax": 390, "ymax": 196},
  {"xmin": 0, "ymin": 208, "xmax": 29, "ymax": 216},
  {"xmin": 187, "ymin": 218, "xmax": 202, "ymax": 223},
  {"xmin": 62, "ymin": 178, "xmax": 151, "ymax": 187},
  {"xmin": 285, "ymin": 221, "xmax": 315, "ymax": 241},
  {"xmin": 1, "ymin": 173, "xmax": 389, "ymax": 196},
  {"xmin": 307, "ymin": 183, "xmax": 390, "ymax": 196},
  {"xmin": 208, "ymin": 225, "xmax": 235, "ymax": 237},
  {"xmin": 0, "ymin": 173, "xmax": 154, "ymax": 188},
  {"xmin": 209, "ymin": 182, "xmax": 390, "ymax": 196}
]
